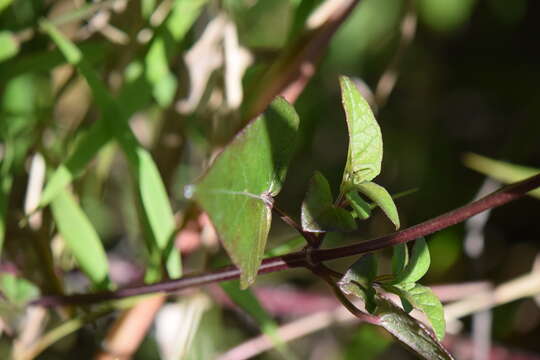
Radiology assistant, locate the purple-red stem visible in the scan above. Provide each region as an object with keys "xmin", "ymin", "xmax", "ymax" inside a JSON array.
[{"xmin": 32, "ymin": 173, "xmax": 540, "ymax": 307}]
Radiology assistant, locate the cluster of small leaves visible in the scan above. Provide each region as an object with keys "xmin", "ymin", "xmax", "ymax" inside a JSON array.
[{"xmin": 338, "ymin": 238, "xmax": 450, "ymax": 359}]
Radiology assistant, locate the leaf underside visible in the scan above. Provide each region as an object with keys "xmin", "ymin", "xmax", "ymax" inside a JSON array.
[{"xmin": 194, "ymin": 97, "xmax": 299, "ymax": 288}]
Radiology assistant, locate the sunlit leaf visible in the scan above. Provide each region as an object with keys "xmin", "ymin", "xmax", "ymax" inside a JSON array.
[
  {"xmin": 193, "ymin": 97, "xmax": 299, "ymax": 288},
  {"xmin": 339, "ymin": 75, "xmax": 382, "ymax": 192},
  {"xmin": 50, "ymin": 189, "xmax": 111, "ymax": 289},
  {"xmin": 375, "ymin": 296, "xmax": 454, "ymax": 360},
  {"xmin": 464, "ymin": 153, "xmax": 540, "ymax": 199},
  {"xmin": 354, "ymin": 181, "xmax": 400, "ymax": 229},
  {"xmin": 42, "ymin": 22, "xmax": 181, "ymax": 278},
  {"xmin": 221, "ymin": 281, "xmax": 295, "ymax": 359},
  {"xmin": 393, "ymin": 238, "xmax": 430, "ymax": 284},
  {"xmin": 346, "ymin": 191, "xmax": 371, "ymax": 220},
  {"xmin": 301, "ymin": 171, "xmax": 356, "ymax": 232},
  {"xmin": 0, "ymin": 31, "xmax": 19, "ymax": 63},
  {"xmin": 404, "ymin": 284, "xmax": 445, "ymax": 340}
]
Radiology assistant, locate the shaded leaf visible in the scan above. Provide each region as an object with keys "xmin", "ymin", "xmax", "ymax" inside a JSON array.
[
  {"xmin": 301, "ymin": 171, "xmax": 356, "ymax": 232},
  {"xmin": 0, "ymin": 173, "xmax": 12, "ymax": 256},
  {"xmin": 0, "ymin": 273, "xmax": 39, "ymax": 306},
  {"xmin": 264, "ymin": 236, "xmax": 305, "ymax": 258},
  {"xmin": 339, "ymin": 254, "xmax": 378, "ymax": 313},
  {"xmin": 354, "ymin": 181, "xmax": 400, "ymax": 229},
  {"xmin": 50, "ymin": 190, "xmax": 110, "ymax": 289},
  {"xmin": 464, "ymin": 153, "xmax": 540, "ymax": 199},
  {"xmin": 339, "ymin": 76, "xmax": 382, "ymax": 192},
  {"xmin": 392, "ymin": 243, "xmax": 408, "ymax": 276},
  {"xmin": 221, "ymin": 281, "xmax": 295, "ymax": 359},
  {"xmin": 375, "ymin": 296, "xmax": 454, "ymax": 359},
  {"xmin": 393, "ymin": 238, "xmax": 430, "ymax": 284},
  {"xmin": 193, "ymin": 97, "xmax": 299, "ymax": 287},
  {"xmin": 346, "ymin": 191, "xmax": 371, "ymax": 220}
]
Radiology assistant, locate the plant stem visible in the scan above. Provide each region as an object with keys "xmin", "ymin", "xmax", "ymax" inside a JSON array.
[{"xmin": 32, "ymin": 173, "xmax": 540, "ymax": 307}]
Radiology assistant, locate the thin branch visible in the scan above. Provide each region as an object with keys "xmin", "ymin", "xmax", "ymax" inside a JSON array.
[{"xmin": 32, "ymin": 173, "xmax": 540, "ymax": 307}]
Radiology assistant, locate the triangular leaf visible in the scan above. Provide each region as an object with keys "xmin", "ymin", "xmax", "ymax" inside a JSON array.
[
  {"xmin": 354, "ymin": 182, "xmax": 400, "ymax": 229},
  {"xmin": 339, "ymin": 76, "xmax": 383, "ymax": 192},
  {"xmin": 193, "ymin": 97, "xmax": 300, "ymax": 288},
  {"xmin": 346, "ymin": 191, "xmax": 371, "ymax": 220},
  {"xmin": 375, "ymin": 296, "xmax": 454, "ymax": 360},
  {"xmin": 393, "ymin": 238, "xmax": 430, "ymax": 284},
  {"xmin": 301, "ymin": 171, "xmax": 357, "ymax": 232}
]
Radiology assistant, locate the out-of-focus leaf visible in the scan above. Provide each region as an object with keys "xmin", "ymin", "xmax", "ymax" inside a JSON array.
[
  {"xmin": 264, "ymin": 236, "xmax": 305, "ymax": 258},
  {"xmin": 339, "ymin": 76, "xmax": 382, "ymax": 192},
  {"xmin": 393, "ymin": 238, "xmax": 430, "ymax": 284},
  {"xmin": 141, "ymin": 0, "xmax": 156, "ymax": 19},
  {"xmin": 0, "ymin": 273, "xmax": 39, "ymax": 306},
  {"xmin": 287, "ymin": 0, "xmax": 325, "ymax": 41},
  {"xmin": 0, "ymin": 174, "xmax": 11, "ymax": 255},
  {"xmin": 42, "ymin": 22, "xmax": 181, "ymax": 278},
  {"xmin": 0, "ymin": 0, "xmax": 14, "ymax": 14},
  {"xmin": 375, "ymin": 296, "xmax": 454, "ymax": 359},
  {"xmin": 392, "ymin": 243, "xmax": 408, "ymax": 276},
  {"xmin": 403, "ymin": 284, "xmax": 445, "ymax": 340},
  {"xmin": 353, "ymin": 182, "xmax": 399, "ymax": 229},
  {"xmin": 221, "ymin": 281, "xmax": 295, "ymax": 359},
  {"xmin": 346, "ymin": 191, "xmax": 371, "ymax": 220},
  {"xmin": 0, "ymin": 31, "xmax": 19, "ymax": 62},
  {"xmin": 301, "ymin": 171, "xmax": 356, "ymax": 232},
  {"xmin": 339, "ymin": 254, "xmax": 378, "ymax": 313},
  {"xmin": 418, "ymin": 0, "xmax": 476, "ymax": 33},
  {"xmin": 464, "ymin": 153, "xmax": 540, "ymax": 199},
  {"xmin": 344, "ymin": 324, "xmax": 392, "ymax": 360},
  {"xmin": 145, "ymin": 0, "xmax": 208, "ymax": 106},
  {"xmin": 193, "ymin": 97, "xmax": 299, "ymax": 288},
  {"xmin": 50, "ymin": 190, "xmax": 110, "ymax": 289}
]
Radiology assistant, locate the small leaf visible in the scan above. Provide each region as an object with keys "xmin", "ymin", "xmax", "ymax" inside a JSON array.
[
  {"xmin": 0, "ymin": 31, "xmax": 19, "ymax": 63},
  {"xmin": 50, "ymin": 189, "xmax": 111, "ymax": 289},
  {"xmin": 264, "ymin": 236, "xmax": 305, "ymax": 258},
  {"xmin": 339, "ymin": 255, "xmax": 378, "ymax": 313},
  {"xmin": 394, "ymin": 238, "xmax": 430, "ymax": 284},
  {"xmin": 354, "ymin": 182, "xmax": 400, "ymax": 229},
  {"xmin": 339, "ymin": 76, "xmax": 383, "ymax": 192},
  {"xmin": 301, "ymin": 171, "xmax": 356, "ymax": 232},
  {"xmin": 0, "ymin": 273, "xmax": 40, "ymax": 306},
  {"xmin": 193, "ymin": 97, "xmax": 299, "ymax": 288},
  {"xmin": 405, "ymin": 284, "xmax": 446, "ymax": 340},
  {"xmin": 375, "ymin": 296, "xmax": 454, "ymax": 360},
  {"xmin": 392, "ymin": 243, "xmax": 409, "ymax": 276},
  {"xmin": 464, "ymin": 153, "xmax": 540, "ymax": 199},
  {"xmin": 346, "ymin": 191, "xmax": 371, "ymax": 220},
  {"xmin": 221, "ymin": 281, "xmax": 295, "ymax": 359}
]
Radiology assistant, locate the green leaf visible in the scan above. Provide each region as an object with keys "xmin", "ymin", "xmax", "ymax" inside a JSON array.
[
  {"xmin": 392, "ymin": 243, "xmax": 408, "ymax": 276},
  {"xmin": 145, "ymin": 0, "xmax": 208, "ymax": 106},
  {"xmin": 339, "ymin": 75, "xmax": 383, "ymax": 192},
  {"xmin": 404, "ymin": 284, "xmax": 446, "ymax": 340},
  {"xmin": 393, "ymin": 238, "xmax": 430, "ymax": 284},
  {"xmin": 346, "ymin": 191, "xmax": 371, "ymax": 220},
  {"xmin": 338, "ymin": 254, "xmax": 378, "ymax": 313},
  {"xmin": 264, "ymin": 236, "xmax": 305, "ymax": 258},
  {"xmin": 50, "ymin": 189, "xmax": 111, "ymax": 289},
  {"xmin": 375, "ymin": 296, "xmax": 454, "ymax": 360},
  {"xmin": 464, "ymin": 153, "xmax": 540, "ymax": 199},
  {"xmin": 193, "ymin": 97, "xmax": 300, "ymax": 288},
  {"xmin": 43, "ymin": 22, "xmax": 182, "ymax": 279},
  {"xmin": 0, "ymin": 31, "xmax": 19, "ymax": 63},
  {"xmin": 221, "ymin": 281, "xmax": 296, "ymax": 360},
  {"xmin": 354, "ymin": 182, "xmax": 400, "ymax": 229},
  {"xmin": 0, "ymin": 173, "xmax": 12, "ymax": 256},
  {"xmin": 0, "ymin": 273, "xmax": 39, "ymax": 306},
  {"xmin": 301, "ymin": 171, "xmax": 356, "ymax": 232}
]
